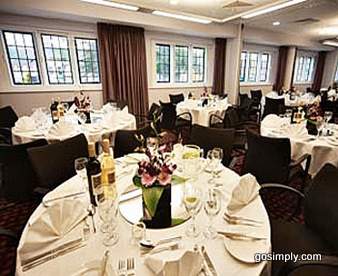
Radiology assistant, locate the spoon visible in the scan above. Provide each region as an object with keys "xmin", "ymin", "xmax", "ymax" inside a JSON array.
[{"xmin": 139, "ymin": 236, "xmax": 182, "ymax": 249}]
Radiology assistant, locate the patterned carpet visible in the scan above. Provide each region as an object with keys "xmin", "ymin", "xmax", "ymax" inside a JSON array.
[{"xmin": 0, "ymin": 149, "xmax": 306, "ymax": 276}]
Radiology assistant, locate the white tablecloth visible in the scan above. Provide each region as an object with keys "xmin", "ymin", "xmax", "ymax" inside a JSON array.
[
  {"xmin": 264, "ymin": 92, "xmax": 319, "ymax": 107},
  {"xmin": 261, "ymin": 115, "xmax": 338, "ymax": 176},
  {"xmin": 176, "ymin": 99, "xmax": 230, "ymax": 127},
  {"xmin": 12, "ymin": 111, "xmax": 136, "ymax": 145},
  {"xmin": 16, "ymin": 160, "xmax": 270, "ymax": 276}
]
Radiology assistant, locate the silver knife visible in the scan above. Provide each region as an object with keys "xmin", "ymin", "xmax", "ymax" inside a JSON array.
[
  {"xmin": 217, "ymin": 231, "xmax": 267, "ymax": 241},
  {"xmin": 201, "ymin": 246, "xmax": 217, "ymax": 276}
]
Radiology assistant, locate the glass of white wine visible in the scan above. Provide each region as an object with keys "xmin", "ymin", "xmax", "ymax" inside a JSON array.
[
  {"xmin": 183, "ymin": 183, "xmax": 202, "ymax": 238},
  {"xmin": 204, "ymin": 188, "xmax": 222, "ymax": 239}
]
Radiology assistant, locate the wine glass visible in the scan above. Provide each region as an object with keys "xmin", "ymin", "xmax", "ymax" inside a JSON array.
[
  {"xmin": 78, "ymin": 112, "xmax": 87, "ymax": 125},
  {"xmin": 62, "ymin": 102, "xmax": 70, "ymax": 113},
  {"xmin": 146, "ymin": 137, "xmax": 159, "ymax": 155},
  {"xmin": 316, "ymin": 117, "xmax": 325, "ymax": 139},
  {"xmin": 74, "ymin": 157, "xmax": 88, "ymax": 191},
  {"xmin": 183, "ymin": 183, "xmax": 202, "ymax": 237},
  {"xmin": 204, "ymin": 188, "xmax": 222, "ymax": 239},
  {"xmin": 324, "ymin": 111, "xmax": 333, "ymax": 134},
  {"xmin": 97, "ymin": 186, "xmax": 119, "ymax": 246},
  {"xmin": 182, "ymin": 145, "xmax": 203, "ymax": 180},
  {"xmin": 207, "ymin": 148, "xmax": 223, "ymax": 185}
]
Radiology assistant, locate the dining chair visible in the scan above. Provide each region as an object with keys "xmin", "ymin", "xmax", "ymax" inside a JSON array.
[
  {"xmin": 261, "ymin": 164, "xmax": 338, "ymax": 276},
  {"xmin": 0, "ymin": 139, "xmax": 48, "ymax": 200},
  {"xmin": 188, "ymin": 124, "xmax": 235, "ymax": 166},
  {"xmin": 0, "ymin": 106, "xmax": 18, "ymax": 128},
  {"xmin": 135, "ymin": 103, "xmax": 161, "ymax": 128},
  {"xmin": 158, "ymin": 101, "xmax": 192, "ymax": 134},
  {"xmin": 114, "ymin": 126, "xmax": 154, "ymax": 158},
  {"xmin": 250, "ymin": 90, "xmax": 263, "ymax": 121},
  {"xmin": 263, "ymin": 97, "xmax": 286, "ymax": 118},
  {"xmin": 243, "ymin": 130, "xmax": 311, "ymax": 188},
  {"xmin": 27, "ymin": 134, "xmax": 88, "ymax": 191},
  {"xmin": 169, "ymin": 93, "xmax": 184, "ymax": 105}
]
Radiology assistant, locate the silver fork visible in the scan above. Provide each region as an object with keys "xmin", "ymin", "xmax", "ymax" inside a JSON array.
[
  {"xmin": 118, "ymin": 259, "xmax": 126, "ymax": 276},
  {"xmin": 126, "ymin": 257, "xmax": 135, "ymax": 276}
]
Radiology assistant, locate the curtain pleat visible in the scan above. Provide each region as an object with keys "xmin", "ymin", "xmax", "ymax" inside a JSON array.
[
  {"xmin": 212, "ymin": 38, "xmax": 226, "ymax": 95},
  {"xmin": 273, "ymin": 46, "xmax": 289, "ymax": 92},
  {"xmin": 97, "ymin": 23, "xmax": 149, "ymax": 116},
  {"xmin": 312, "ymin": 51, "xmax": 326, "ymax": 93}
]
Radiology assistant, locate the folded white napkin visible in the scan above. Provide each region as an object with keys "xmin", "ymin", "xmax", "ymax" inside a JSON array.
[
  {"xmin": 14, "ymin": 116, "xmax": 36, "ymax": 132},
  {"xmin": 145, "ymin": 249, "xmax": 203, "ymax": 276},
  {"xmin": 121, "ymin": 106, "xmax": 129, "ymax": 114},
  {"xmin": 227, "ymin": 174, "xmax": 260, "ymax": 212},
  {"xmin": 282, "ymin": 123, "xmax": 308, "ymax": 140},
  {"xmin": 261, "ymin": 114, "xmax": 284, "ymax": 129},
  {"xmin": 20, "ymin": 199, "xmax": 87, "ymax": 261},
  {"xmin": 48, "ymin": 120, "xmax": 77, "ymax": 138}
]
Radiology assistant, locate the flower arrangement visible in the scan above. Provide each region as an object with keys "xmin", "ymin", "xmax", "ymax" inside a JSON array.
[
  {"xmin": 201, "ymin": 86, "xmax": 209, "ymax": 98},
  {"xmin": 306, "ymin": 102, "xmax": 323, "ymax": 123},
  {"xmin": 74, "ymin": 91, "xmax": 91, "ymax": 111}
]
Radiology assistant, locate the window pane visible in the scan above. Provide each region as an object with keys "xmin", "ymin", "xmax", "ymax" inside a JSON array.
[
  {"xmin": 3, "ymin": 31, "xmax": 41, "ymax": 85},
  {"xmin": 174, "ymin": 45, "xmax": 188, "ymax": 83},
  {"xmin": 156, "ymin": 44, "xmax": 170, "ymax": 83},
  {"xmin": 42, "ymin": 34, "xmax": 73, "ymax": 84},
  {"xmin": 294, "ymin": 55, "xmax": 316, "ymax": 83},
  {"xmin": 248, "ymin": 53, "xmax": 258, "ymax": 82},
  {"xmin": 240, "ymin": 51, "xmax": 247, "ymax": 82},
  {"xmin": 75, "ymin": 38, "xmax": 101, "ymax": 84},
  {"xmin": 335, "ymin": 63, "xmax": 338, "ymax": 82},
  {"xmin": 192, "ymin": 47, "xmax": 206, "ymax": 83},
  {"xmin": 260, "ymin": 53, "xmax": 270, "ymax": 82}
]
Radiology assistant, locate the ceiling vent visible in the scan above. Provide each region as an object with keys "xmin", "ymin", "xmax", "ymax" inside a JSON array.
[
  {"xmin": 222, "ymin": 1, "xmax": 253, "ymax": 9},
  {"xmin": 293, "ymin": 18, "xmax": 320, "ymax": 24}
]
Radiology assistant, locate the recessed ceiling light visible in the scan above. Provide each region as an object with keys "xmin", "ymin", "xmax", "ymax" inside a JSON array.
[
  {"xmin": 322, "ymin": 40, "xmax": 338, "ymax": 47},
  {"xmin": 273, "ymin": 21, "xmax": 281, "ymax": 26},
  {"xmin": 152, "ymin": 11, "xmax": 212, "ymax": 24},
  {"xmin": 80, "ymin": 0, "xmax": 139, "ymax": 11},
  {"xmin": 169, "ymin": 0, "xmax": 179, "ymax": 5},
  {"xmin": 242, "ymin": 0, "xmax": 307, "ymax": 19}
]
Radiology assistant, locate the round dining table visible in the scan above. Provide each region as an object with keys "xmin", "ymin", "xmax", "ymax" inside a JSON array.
[
  {"xmin": 264, "ymin": 91, "xmax": 320, "ymax": 107},
  {"xmin": 12, "ymin": 109, "xmax": 136, "ymax": 145},
  {"xmin": 176, "ymin": 98, "xmax": 230, "ymax": 127},
  {"xmin": 261, "ymin": 115, "xmax": 338, "ymax": 176},
  {"xmin": 16, "ymin": 154, "xmax": 271, "ymax": 276}
]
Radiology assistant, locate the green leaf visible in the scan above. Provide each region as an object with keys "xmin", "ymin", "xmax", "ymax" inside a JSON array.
[
  {"xmin": 172, "ymin": 175, "xmax": 188, "ymax": 185},
  {"xmin": 133, "ymin": 175, "xmax": 142, "ymax": 188},
  {"xmin": 171, "ymin": 217, "xmax": 187, "ymax": 226},
  {"xmin": 142, "ymin": 186, "xmax": 164, "ymax": 217}
]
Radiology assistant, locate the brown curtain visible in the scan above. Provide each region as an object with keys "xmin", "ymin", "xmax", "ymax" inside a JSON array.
[
  {"xmin": 290, "ymin": 47, "xmax": 298, "ymax": 88},
  {"xmin": 273, "ymin": 46, "xmax": 288, "ymax": 91},
  {"xmin": 212, "ymin": 38, "xmax": 226, "ymax": 95},
  {"xmin": 97, "ymin": 23, "xmax": 149, "ymax": 116},
  {"xmin": 312, "ymin": 51, "xmax": 327, "ymax": 92}
]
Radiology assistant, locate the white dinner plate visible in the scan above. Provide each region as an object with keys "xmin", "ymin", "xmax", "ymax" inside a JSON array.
[{"xmin": 223, "ymin": 236, "xmax": 270, "ymax": 263}]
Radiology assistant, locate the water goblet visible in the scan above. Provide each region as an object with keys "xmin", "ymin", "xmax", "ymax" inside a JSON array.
[
  {"xmin": 204, "ymin": 188, "xmax": 222, "ymax": 239},
  {"xmin": 183, "ymin": 183, "xmax": 202, "ymax": 238},
  {"xmin": 207, "ymin": 148, "xmax": 223, "ymax": 185},
  {"xmin": 74, "ymin": 157, "xmax": 88, "ymax": 191}
]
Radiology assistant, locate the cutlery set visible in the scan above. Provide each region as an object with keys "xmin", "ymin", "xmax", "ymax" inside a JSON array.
[
  {"xmin": 118, "ymin": 257, "xmax": 135, "ymax": 276},
  {"xmin": 223, "ymin": 212, "xmax": 263, "ymax": 227}
]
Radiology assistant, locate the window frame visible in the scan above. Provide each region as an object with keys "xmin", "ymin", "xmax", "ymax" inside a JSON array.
[
  {"xmin": 40, "ymin": 33, "xmax": 74, "ymax": 85},
  {"xmin": 74, "ymin": 37, "xmax": 101, "ymax": 84},
  {"xmin": 259, "ymin": 53, "xmax": 270, "ymax": 82},
  {"xmin": 2, "ymin": 30, "xmax": 42, "ymax": 86},
  {"xmin": 191, "ymin": 46, "xmax": 206, "ymax": 83},
  {"xmin": 293, "ymin": 52, "xmax": 317, "ymax": 84},
  {"xmin": 335, "ymin": 62, "xmax": 338, "ymax": 82},
  {"xmin": 240, "ymin": 50, "xmax": 272, "ymax": 85},
  {"xmin": 156, "ymin": 43, "xmax": 171, "ymax": 84},
  {"xmin": 174, "ymin": 45, "xmax": 189, "ymax": 83}
]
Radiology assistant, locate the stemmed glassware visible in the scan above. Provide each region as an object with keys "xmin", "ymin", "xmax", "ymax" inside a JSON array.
[
  {"xmin": 96, "ymin": 185, "xmax": 119, "ymax": 246},
  {"xmin": 207, "ymin": 148, "xmax": 223, "ymax": 185},
  {"xmin": 316, "ymin": 117, "xmax": 325, "ymax": 139},
  {"xmin": 324, "ymin": 111, "xmax": 333, "ymax": 134},
  {"xmin": 183, "ymin": 183, "xmax": 202, "ymax": 237},
  {"xmin": 204, "ymin": 188, "xmax": 222, "ymax": 239},
  {"xmin": 78, "ymin": 112, "xmax": 88, "ymax": 125},
  {"xmin": 182, "ymin": 145, "xmax": 204, "ymax": 180},
  {"xmin": 74, "ymin": 157, "xmax": 89, "ymax": 191}
]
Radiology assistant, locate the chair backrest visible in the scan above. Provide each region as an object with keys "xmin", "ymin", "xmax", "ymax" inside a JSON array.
[
  {"xmin": 223, "ymin": 107, "xmax": 241, "ymax": 128},
  {"xmin": 28, "ymin": 134, "xmax": 88, "ymax": 190},
  {"xmin": 0, "ymin": 106, "xmax": 18, "ymax": 128},
  {"xmin": 169, "ymin": 94, "xmax": 184, "ymax": 105},
  {"xmin": 159, "ymin": 101, "xmax": 177, "ymax": 130},
  {"xmin": 0, "ymin": 139, "xmax": 48, "ymax": 200},
  {"xmin": 243, "ymin": 130, "xmax": 291, "ymax": 184},
  {"xmin": 188, "ymin": 124, "xmax": 235, "ymax": 166},
  {"xmin": 117, "ymin": 100, "xmax": 128, "ymax": 110},
  {"xmin": 304, "ymin": 164, "xmax": 338, "ymax": 251},
  {"xmin": 114, "ymin": 126, "xmax": 153, "ymax": 158},
  {"xmin": 147, "ymin": 103, "xmax": 161, "ymax": 121},
  {"xmin": 250, "ymin": 90, "xmax": 262, "ymax": 104},
  {"xmin": 263, "ymin": 97, "xmax": 286, "ymax": 118}
]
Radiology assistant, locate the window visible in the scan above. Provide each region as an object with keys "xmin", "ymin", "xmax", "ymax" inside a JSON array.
[
  {"xmin": 240, "ymin": 52, "xmax": 247, "ymax": 82},
  {"xmin": 75, "ymin": 38, "xmax": 100, "ymax": 84},
  {"xmin": 192, "ymin": 47, "xmax": 206, "ymax": 83},
  {"xmin": 175, "ymin": 45, "xmax": 188, "ymax": 83},
  {"xmin": 240, "ymin": 51, "xmax": 271, "ymax": 83},
  {"xmin": 260, "ymin": 53, "xmax": 270, "ymax": 82},
  {"xmin": 2, "ymin": 31, "xmax": 41, "ymax": 85},
  {"xmin": 294, "ymin": 55, "xmax": 316, "ymax": 83},
  {"xmin": 156, "ymin": 44, "xmax": 170, "ymax": 83},
  {"xmin": 335, "ymin": 62, "xmax": 338, "ymax": 82},
  {"xmin": 41, "ymin": 34, "xmax": 73, "ymax": 84}
]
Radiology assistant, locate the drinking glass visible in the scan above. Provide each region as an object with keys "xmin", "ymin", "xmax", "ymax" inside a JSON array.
[
  {"xmin": 182, "ymin": 145, "xmax": 203, "ymax": 180},
  {"xmin": 207, "ymin": 148, "xmax": 223, "ymax": 185},
  {"xmin": 78, "ymin": 112, "xmax": 87, "ymax": 125},
  {"xmin": 131, "ymin": 221, "xmax": 146, "ymax": 244},
  {"xmin": 97, "ymin": 186, "xmax": 119, "ymax": 246},
  {"xmin": 316, "ymin": 117, "xmax": 325, "ymax": 139},
  {"xmin": 204, "ymin": 188, "xmax": 222, "ymax": 239},
  {"xmin": 183, "ymin": 183, "xmax": 202, "ymax": 237},
  {"xmin": 146, "ymin": 137, "xmax": 159, "ymax": 155},
  {"xmin": 285, "ymin": 109, "xmax": 292, "ymax": 118},
  {"xmin": 62, "ymin": 102, "xmax": 70, "ymax": 113},
  {"xmin": 324, "ymin": 111, "xmax": 333, "ymax": 134},
  {"xmin": 74, "ymin": 157, "xmax": 88, "ymax": 191}
]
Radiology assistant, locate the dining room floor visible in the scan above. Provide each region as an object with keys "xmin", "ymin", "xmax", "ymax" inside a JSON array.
[{"xmin": 0, "ymin": 148, "xmax": 305, "ymax": 276}]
